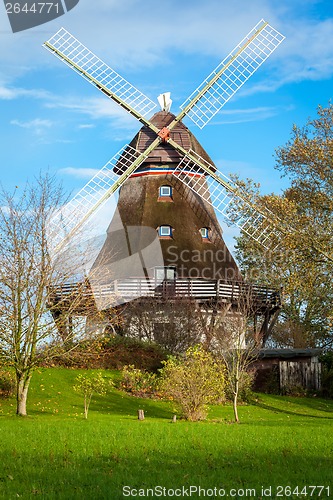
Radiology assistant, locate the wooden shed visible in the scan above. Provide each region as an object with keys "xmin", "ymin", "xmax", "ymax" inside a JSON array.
[{"xmin": 253, "ymin": 349, "xmax": 322, "ymax": 393}]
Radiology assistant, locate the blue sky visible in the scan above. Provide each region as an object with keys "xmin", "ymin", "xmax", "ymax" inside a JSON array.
[{"xmin": 0, "ymin": 0, "xmax": 332, "ymax": 248}]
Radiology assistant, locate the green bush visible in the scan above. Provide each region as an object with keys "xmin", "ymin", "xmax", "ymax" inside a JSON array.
[
  {"xmin": 159, "ymin": 345, "xmax": 225, "ymax": 421},
  {"xmin": 73, "ymin": 372, "xmax": 111, "ymax": 419},
  {"xmin": 119, "ymin": 365, "xmax": 159, "ymax": 398},
  {"xmin": 320, "ymin": 351, "xmax": 333, "ymax": 398},
  {"xmin": 0, "ymin": 370, "xmax": 16, "ymax": 398}
]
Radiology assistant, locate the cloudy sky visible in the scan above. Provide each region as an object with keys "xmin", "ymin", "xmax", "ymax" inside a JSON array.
[{"xmin": 0, "ymin": 0, "xmax": 332, "ymax": 246}]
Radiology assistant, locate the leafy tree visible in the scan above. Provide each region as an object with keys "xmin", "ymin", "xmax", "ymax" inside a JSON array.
[
  {"xmin": 73, "ymin": 371, "xmax": 110, "ymax": 419},
  {"xmin": 159, "ymin": 345, "xmax": 225, "ymax": 421},
  {"xmin": 235, "ymin": 104, "xmax": 333, "ymax": 348}
]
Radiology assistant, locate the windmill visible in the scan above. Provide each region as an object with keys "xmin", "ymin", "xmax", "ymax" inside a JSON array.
[{"xmin": 45, "ymin": 20, "xmax": 285, "ymax": 343}]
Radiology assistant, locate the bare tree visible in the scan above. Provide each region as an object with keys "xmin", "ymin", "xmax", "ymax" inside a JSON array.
[
  {"xmin": 0, "ymin": 175, "xmax": 96, "ymax": 416},
  {"xmin": 208, "ymin": 292, "xmax": 259, "ymax": 423}
]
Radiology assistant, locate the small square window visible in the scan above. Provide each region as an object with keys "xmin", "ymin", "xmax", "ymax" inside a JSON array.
[
  {"xmin": 159, "ymin": 186, "xmax": 172, "ymax": 197},
  {"xmin": 200, "ymin": 227, "xmax": 209, "ymax": 238},
  {"xmin": 159, "ymin": 225, "xmax": 172, "ymax": 237}
]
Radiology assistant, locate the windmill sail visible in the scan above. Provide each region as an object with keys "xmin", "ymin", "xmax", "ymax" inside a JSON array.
[
  {"xmin": 49, "ymin": 145, "xmax": 149, "ymax": 252},
  {"xmin": 172, "ymin": 150, "xmax": 281, "ymax": 249},
  {"xmin": 180, "ymin": 20, "xmax": 285, "ymax": 129},
  {"xmin": 44, "ymin": 28, "xmax": 157, "ymax": 121}
]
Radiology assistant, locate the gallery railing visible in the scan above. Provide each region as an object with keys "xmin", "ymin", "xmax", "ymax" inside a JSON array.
[{"xmin": 50, "ymin": 277, "xmax": 281, "ymax": 310}]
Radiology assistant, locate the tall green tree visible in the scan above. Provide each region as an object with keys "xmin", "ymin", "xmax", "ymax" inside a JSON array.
[{"xmin": 235, "ymin": 104, "xmax": 333, "ymax": 348}]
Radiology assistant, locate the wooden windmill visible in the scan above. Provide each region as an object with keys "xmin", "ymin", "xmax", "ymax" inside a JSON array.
[{"xmin": 45, "ymin": 20, "xmax": 284, "ymax": 343}]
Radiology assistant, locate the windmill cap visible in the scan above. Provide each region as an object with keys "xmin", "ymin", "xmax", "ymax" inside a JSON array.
[{"xmin": 114, "ymin": 111, "xmax": 217, "ymax": 175}]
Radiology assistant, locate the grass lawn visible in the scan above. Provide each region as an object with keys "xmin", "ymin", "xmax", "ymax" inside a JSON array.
[{"xmin": 0, "ymin": 368, "xmax": 332, "ymax": 499}]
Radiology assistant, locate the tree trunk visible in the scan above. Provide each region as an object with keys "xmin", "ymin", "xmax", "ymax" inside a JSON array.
[
  {"xmin": 84, "ymin": 393, "xmax": 92, "ymax": 419},
  {"xmin": 233, "ymin": 378, "xmax": 240, "ymax": 424},
  {"xmin": 84, "ymin": 395, "xmax": 88, "ymax": 419},
  {"xmin": 16, "ymin": 373, "xmax": 32, "ymax": 416}
]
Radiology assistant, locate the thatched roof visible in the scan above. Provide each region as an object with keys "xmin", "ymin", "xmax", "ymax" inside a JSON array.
[{"xmin": 92, "ymin": 112, "xmax": 241, "ymax": 281}]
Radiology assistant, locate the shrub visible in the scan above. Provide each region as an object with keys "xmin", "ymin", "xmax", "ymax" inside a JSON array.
[
  {"xmin": 253, "ymin": 366, "xmax": 280, "ymax": 394},
  {"xmin": 281, "ymin": 383, "xmax": 307, "ymax": 397},
  {"xmin": 120, "ymin": 365, "xmax": 159, "ymax": 398},
  {"xmin": 159, "ymin": 345, "xmax": 225, "ymax": 421},
  {"xmin": 73, "ymin": 372, "xmax": 112, "ymax": 419},
  {"xmin": 0, "ymin": 370, "xmax": 16, "ymax": 398},
  {"xmin": 46, "ymin": 336, "xmax": 168, "ymax": 371}
]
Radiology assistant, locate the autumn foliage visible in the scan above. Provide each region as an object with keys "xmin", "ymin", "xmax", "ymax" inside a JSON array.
[{"xmin": 159, "ymin": 345, "xmax": 225, "ymax": 421}]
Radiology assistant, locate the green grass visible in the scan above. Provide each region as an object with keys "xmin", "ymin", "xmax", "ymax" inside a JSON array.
[{"xmin": 0, "ymin": 368, "xmax": 332, "ymax": 499}]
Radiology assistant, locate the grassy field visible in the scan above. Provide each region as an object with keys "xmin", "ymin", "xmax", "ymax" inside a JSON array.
[{"xmin": 0, "ymin": 368, "xmax": 332, "ymax": 499}]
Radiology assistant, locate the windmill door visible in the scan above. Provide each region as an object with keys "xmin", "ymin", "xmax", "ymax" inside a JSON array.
[{"xmin": 155, "ymin": 267, "xmax": 177, "ymax": 298}]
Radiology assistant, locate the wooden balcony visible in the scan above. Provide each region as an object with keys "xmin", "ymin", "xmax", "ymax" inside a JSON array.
[{"xmin": 50, "ymin": 277, "xmax": 281, "ymax": 313}]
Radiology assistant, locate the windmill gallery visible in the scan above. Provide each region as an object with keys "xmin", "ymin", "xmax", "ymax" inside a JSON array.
[{"xmin": 46, "ymin": 20, "xmax": 284, "ymax": 346}]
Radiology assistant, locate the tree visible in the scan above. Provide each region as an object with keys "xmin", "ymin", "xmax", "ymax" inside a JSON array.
[
  {"xmin": 73, "ymin": 371, "xmax": 110, "ymax": 419},
  {"xmin": 210, "ymin": 291, "xmax": 259, "ymax": 423},
  {"xmin": 159, "ymin": 345, "xmax": 225, "ymax": 421},
  {"xmin": 235, "ymin": 104, "xmax": 333, "ymax": 348},
  {"xmin": 0, "ymin": 175, "xmax": 91, "ymax": 416},
  {"xmin": 275, "ymin": 103, "xmax": 333, "ymax": 263}
]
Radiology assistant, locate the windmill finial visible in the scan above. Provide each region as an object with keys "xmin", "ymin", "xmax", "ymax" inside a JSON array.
[{"xmin": 158, "ymin": 92, "xmax": 172, "ymax": 112}]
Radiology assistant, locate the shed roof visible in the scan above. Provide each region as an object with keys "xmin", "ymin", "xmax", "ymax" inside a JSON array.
[{"xmin": 259, "ymin": 349, "xmax": 322, "ymax": 359}]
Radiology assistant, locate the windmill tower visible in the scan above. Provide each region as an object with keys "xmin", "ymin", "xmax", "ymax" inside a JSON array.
[
  {"xmin": 46, "ymin": 20, "xmax": 284, "ymax": 344},
  {"xmin": 91, "ymin": 107, "xmax": 241, "ymax": 282}
]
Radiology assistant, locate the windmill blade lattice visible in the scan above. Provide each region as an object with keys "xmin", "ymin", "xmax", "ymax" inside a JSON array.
[
  {"xmin": 180, "ymin": 20, "xmax": 285, "ymax": 129},
  {"xmin": 49, "ymin": 145, "xmax": 147, "ymax": 252},
  {"xmin": 44, "ymin": 28, "xmax": 157, "ymax": 119},
  {"xmin": 172, "ymin": 150, "xmax": 280, "ymax": 249}
]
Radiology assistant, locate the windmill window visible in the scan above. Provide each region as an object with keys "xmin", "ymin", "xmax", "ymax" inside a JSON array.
[
  {"xmin": 159, "ymin": 225, "xmax": 172, "ymax": 238},
  {"xmin": 200, "ymin": 227, "xmax": 210, "ymax": 239},
  {"xmin": 160, "ymin": 186, "xmax": 172, "ymax": 197},
  {"xmin": 158, "ymin": 185, "xmax": 173, "ymax": 201}
]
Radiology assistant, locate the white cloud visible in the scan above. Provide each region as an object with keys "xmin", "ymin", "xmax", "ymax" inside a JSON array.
[
  {"xmin": 46, "ymin": 95, "xmax": 136, "ymax": 123},
  {"xmin": 280, "ymin": 18, "xmax": 333, "ymax": 83},
  {"xmin": 0, "ymin": 84, "xmax": 52, "ymax": 101},
  {"xmin": 0, "ymin": 85, "xmax": 17, "ymax": 99},
  {"xmin": 78, "ymin": 124, "xmax": 95, "ymax": 129},
  {"xmin": 10, "ymin": 118, "xmax": 53, "ymax": 134},
  {"xmin": 44, "ymin": 95, "xmax": 140, "ymax": 139},
  {"xmin": 211, "ymin": 105, "xmax": 292, "ymax": 125},
  {"xmin": 58, "ymin": 167, "xmax": 101, "ymax": 179},
  {"xmin": 1, "ymin": 0, "xmax": 332, "ymax": 87}
]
